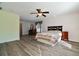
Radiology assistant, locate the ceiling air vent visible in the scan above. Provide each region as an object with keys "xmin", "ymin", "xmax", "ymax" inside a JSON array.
[{"xmin": 0, "ymin": 7, "xmax": 2, "ymax": 10}]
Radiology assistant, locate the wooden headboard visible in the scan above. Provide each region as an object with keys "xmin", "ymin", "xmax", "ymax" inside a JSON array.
[{"xmin": 48, "ymin": 26, "xmax": 62, "ymax": 31}]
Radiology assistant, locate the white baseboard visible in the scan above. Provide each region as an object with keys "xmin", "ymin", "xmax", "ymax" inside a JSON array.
[
  {"xmin": 69, "ymin": 39, "xmax": 79, "ymax": 42},
  {"xmin": 0, "ymin": 37, "xmax": 20, "ymax": 43}
]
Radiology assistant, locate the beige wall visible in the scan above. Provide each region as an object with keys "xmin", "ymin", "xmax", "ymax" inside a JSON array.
[{"xmin": 0, "ymin": 10, "xmax": 19, "ymax": 43}]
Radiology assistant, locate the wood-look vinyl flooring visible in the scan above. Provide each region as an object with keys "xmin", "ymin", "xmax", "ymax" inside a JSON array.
[{"xmin": 0, "ymin": 35, "xmax": 79, "ymax": 56}]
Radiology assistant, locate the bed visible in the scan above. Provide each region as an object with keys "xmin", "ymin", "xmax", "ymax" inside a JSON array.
[{"xmin": 35, "ymin": 26, "xmax": 62, "ymax": 46}]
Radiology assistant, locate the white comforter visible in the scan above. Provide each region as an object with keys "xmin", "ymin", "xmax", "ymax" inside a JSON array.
[
  {"xmin": 36, "ymin": 31, "xmax": 62, "ymax": 45},
  {"xmin": 36, "ymin": 31, "xmax": 72, "ymax": 49}
]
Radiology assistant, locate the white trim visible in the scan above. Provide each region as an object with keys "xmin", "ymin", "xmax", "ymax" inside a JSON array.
[{"xmin": 0, "ymin": 37, "xmax": 20, "ymax": 43}]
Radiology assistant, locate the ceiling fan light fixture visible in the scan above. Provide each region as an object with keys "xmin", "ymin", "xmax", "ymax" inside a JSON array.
[
  {"xmin": 37, "ymin": 13, "xmax": 42, "ymax": 16},
  {"xmin": 30, "ymin": 9, "xmax": 49, "ymax": 17}
]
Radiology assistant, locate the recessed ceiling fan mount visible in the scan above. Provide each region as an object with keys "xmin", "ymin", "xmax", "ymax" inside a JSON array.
[{"xmin": 30, "ymin": 9, "xmax": 49, "ymax": 17}]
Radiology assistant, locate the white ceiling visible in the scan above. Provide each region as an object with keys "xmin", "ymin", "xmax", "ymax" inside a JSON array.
[{"xmin": 0, "ymin": 2, "xmax": 79, "ymax": 21}]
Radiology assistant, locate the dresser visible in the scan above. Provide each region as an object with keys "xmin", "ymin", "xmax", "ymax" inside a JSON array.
[{"xmin": 62, "ymin": 31, "xmax": 68, "ymax": 41}]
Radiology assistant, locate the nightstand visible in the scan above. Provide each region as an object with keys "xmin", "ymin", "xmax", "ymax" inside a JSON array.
[{"xmin": 62, "ymin": 31, "xmax": 68, "ymax": 41}]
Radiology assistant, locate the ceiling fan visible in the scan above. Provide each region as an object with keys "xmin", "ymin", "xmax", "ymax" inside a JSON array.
[{"xmin": 30, "ymin": 9, "xmax": 49, "ymax": 17}]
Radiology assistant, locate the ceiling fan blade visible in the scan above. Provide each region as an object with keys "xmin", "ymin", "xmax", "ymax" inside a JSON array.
[
  {"xmin": 36, "ymin": 15, "xmax": 39, "ymax": 17},
  {"xmin": 42, "ymin": 14, "xmax": 46, "ymax": 17},
  {"xmin": 36, "ymin": 9, "xmax": 41, "ymax": 13},
  {"xmin": 42, "ymin": 11, "xmax": 49, "ymax": 13},
  {"xmin": 30, "ymin": 13, "xmax": 37, "ymax": 14}
]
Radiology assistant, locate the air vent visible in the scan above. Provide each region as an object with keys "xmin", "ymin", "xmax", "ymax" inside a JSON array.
[{"xmin": 0, "ymin": 7, "xmax": 2, "ymax": 10}]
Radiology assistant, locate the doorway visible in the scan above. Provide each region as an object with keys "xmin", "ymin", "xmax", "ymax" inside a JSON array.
[{"xmin": 20, "ymin": 23, "xmax": 22, "ymax": 37}]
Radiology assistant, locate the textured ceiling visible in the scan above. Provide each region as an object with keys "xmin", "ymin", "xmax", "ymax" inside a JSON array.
[{"xmin": 0, "ymin": 2, "xmax": 79, "ymax": 21}]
